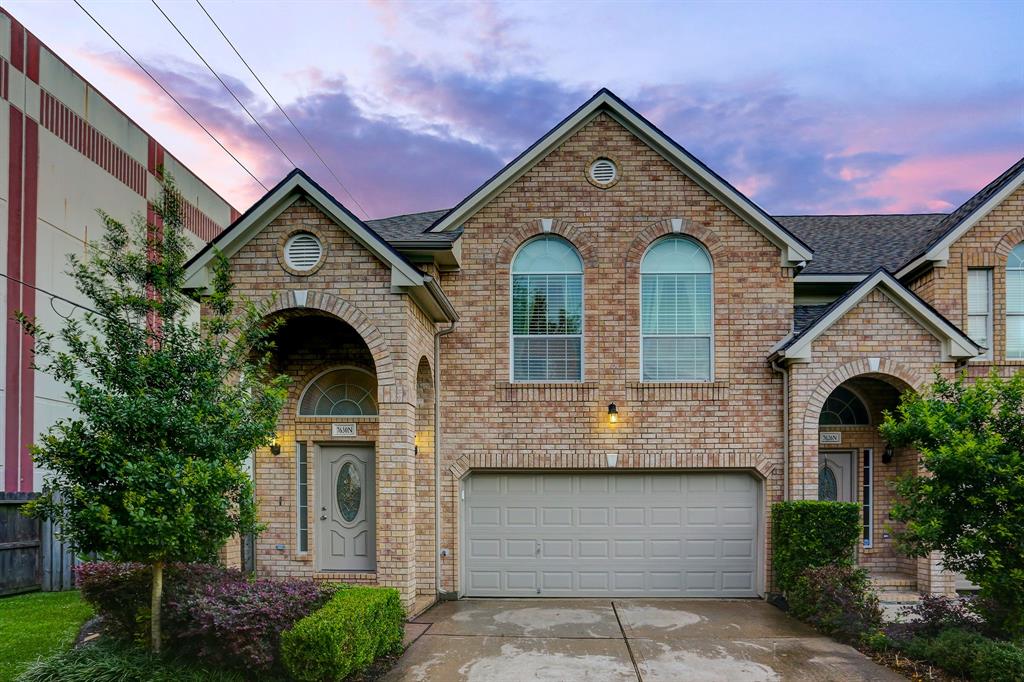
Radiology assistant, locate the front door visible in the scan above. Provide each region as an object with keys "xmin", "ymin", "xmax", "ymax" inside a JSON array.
[
  {"xmin": 818, "ymin": 451, "xmax": 855, "ymax": 502},
  {"xmin": 317, "ymin": 446, "xmax": 375, "ymax": 572}
]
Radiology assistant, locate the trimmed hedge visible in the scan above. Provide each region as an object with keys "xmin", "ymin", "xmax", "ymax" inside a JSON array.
[
  {"xmin": 280, "ymin": 586, "xmax": 404, "ymax": 682},
  {"xmin": 771, "ymin": 500, "xmax": 859, "ymax": 593}
]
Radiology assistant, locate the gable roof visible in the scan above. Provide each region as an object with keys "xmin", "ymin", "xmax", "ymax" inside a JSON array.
[
  {"xmin": 779, "ymin": 214, "xmax": 947, "ymax": 277},
  {"xmin": 424, "ymin": 88, "xmax": 814, "ymax": 267},
  {"xmin": 896, "ymin": 156, "xmax": 1024, "ymax": 278},
  {"xmin": 183, "ymin": 168, "xmax": 457, "ymax": 322},
  {"xmin": 771, "ymin": 268, "xmax": 981, "ymax": 362},
  {"xmin": 365, "ymin": 209, "xmax": 456, "ymax": 245}
]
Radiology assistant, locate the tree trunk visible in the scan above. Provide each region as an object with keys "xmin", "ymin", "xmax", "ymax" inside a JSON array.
[{"xmin": 150, "ymin": 561, "xmax": 164, "ymax": 653}]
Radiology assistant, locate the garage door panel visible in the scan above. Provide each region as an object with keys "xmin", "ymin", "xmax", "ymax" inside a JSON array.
[{"xmin": 464, "ymin": 472, "xmax": 759, "ymax": 597}]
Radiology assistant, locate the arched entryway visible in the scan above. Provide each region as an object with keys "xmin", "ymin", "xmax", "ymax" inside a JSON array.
[
  {"xmin": 810, "ymin": 370, "xmax": 952, "ymax": 595},
  {"xmin": 259, "ymin": 310, "xmax": 383, "ymax": 576}
]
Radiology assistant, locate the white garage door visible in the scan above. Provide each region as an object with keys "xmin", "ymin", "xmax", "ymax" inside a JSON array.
[{"xmin": 463, "ymin": 472, "xmax": 759, "ymax": 597}]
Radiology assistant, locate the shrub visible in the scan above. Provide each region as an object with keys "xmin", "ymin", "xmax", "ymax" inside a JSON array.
[
  {"xmin": 771, "ymin": 500, "xmax": 860, "ymax": 593},
  {"xmin": 76, "ymin": 561, "xmax": 330, "ymax": 673},
  {"xmin": 900, "ymin": 628, "xmax": 1024, "ymax": 681},
  {"xmin": 76, "ymin": 562, "xmax": 248, "ymax": 639},
  {"xmin": 281, "ymin": 586, "xmax": 404, "ymax": 682},
  {"xmin": 172, "ymin": 576, "xmax": 330, "ymax": 672},
  {"xmin": 17, "ymin": 641, "xmax": 244, "ymax": 682},
  {"xmin": 787, "ymin": 564, "xmax": 882, "ymax": 643},
  {"xmin": 884, "ymin": 595, "xmax": 984, "ymax": 644}
]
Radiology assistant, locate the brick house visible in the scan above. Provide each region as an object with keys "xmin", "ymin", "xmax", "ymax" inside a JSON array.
[{"xmin": 183, "ymin": 89, "xmax": 1023, "ymax": 612}]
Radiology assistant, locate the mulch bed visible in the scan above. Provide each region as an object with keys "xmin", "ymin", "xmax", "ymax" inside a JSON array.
[{"xmin": 860, "ymin": 646, "xmax": 962, "ymax": 681}]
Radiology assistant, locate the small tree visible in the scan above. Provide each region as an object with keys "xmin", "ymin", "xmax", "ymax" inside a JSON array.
[
  {"xmin": 880, "ymin": 371, "xmax": 1024, "ymax": 639},
  {"xmin": 19, "ymin": 178, "xmax": 288, "ymax": 652}
]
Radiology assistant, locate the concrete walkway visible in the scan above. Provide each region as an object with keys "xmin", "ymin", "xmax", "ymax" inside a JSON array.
[{"xmin": 385, "ymin": 598, "xmax": 902, "ymax": 681}]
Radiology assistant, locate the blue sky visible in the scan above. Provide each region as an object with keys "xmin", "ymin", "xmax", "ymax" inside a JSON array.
[{"xmin": 8, "ymin": 0, "xmax": 1024, "ymax": 218}]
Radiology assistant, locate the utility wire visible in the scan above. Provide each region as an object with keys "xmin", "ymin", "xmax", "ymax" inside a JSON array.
[
  {"xmin": 195, "ymin": 0, "xmax": 370, "ymax": 219},
  {"xmin": 73, "ymin": 0, "xmax": 268, "ymax": 192},
  {"xmin": 150, "ymin": 0, "xmax": 300, "ymax": 172}
]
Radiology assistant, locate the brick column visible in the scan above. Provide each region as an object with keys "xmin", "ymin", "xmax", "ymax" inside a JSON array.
[
  {"xmin": 375, "ymin": 400, "xmax": 418, "ymax": 611},
  {"xmin": 917, "ymin": 551, "xmax": 957, "ymax": 596}
]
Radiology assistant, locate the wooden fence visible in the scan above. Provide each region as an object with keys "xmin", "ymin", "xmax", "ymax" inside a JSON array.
[{"xmin": 0, "ymin": 492, "xmax": 80, "ymax": 594}]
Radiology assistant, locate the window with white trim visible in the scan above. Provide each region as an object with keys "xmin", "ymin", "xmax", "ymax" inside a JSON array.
[
  {"xmin": 511, "ymin": 236, "xmax": 584, "ymax": 382},
  {"xmin": 1008, "ymin": 244, "xmax": 1024, "ymax": 359},
  {"xmin": 819, "ymin": 386, "xmax": 869, "ymax": 425},
  {"xmin": 862, "ymin": 448, "xmax": 873, "ymax": 548},
  {"xmin": 967, "ymin": 268, "xmax": 993, "ymax": 359},
  {"xmin": 640, "ymin": 236, "xmax": 713, "ymax": 381}
]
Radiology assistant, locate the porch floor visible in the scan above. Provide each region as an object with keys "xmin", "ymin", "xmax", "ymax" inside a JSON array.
[{"xmin": 870, "ymin": 571, "xmax": 920, "ymax": 604}]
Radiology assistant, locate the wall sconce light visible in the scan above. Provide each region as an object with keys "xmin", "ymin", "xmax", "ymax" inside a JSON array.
[
  {"xmin": 606, "ymin": 453, "xmax": 619, "ymax": 467},
  {"xmin": 882, "ymin": 442, "xmax": 894, "ymax": 464},
  {"xmin": 608, "ymin": 403, "xmax": 618, "ymax": 424},
  {"xmin": 269, "ymin": 434, "xmax": 281, "ymax": 457}
]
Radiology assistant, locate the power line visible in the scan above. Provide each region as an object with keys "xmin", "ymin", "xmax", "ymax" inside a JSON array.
[
  {"xmin": 150, "ymin": 0, "xmax": 300, "ymax": 172},
  {"xmin": 73, "ymin": 0, "xmax": 268, "ymax": 192},
  {"xmin": 195, "ymin": 0, "xmax": 371, "ymax": 219}
]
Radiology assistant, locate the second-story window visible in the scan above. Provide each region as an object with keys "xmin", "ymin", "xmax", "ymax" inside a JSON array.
[
  {"xmin": 640, "ymin": 236, "xmax": 713, "ymax": 381},
  {"xmin": 967, "ymin": 268, "xmax": 993, "ymax": 359},
  {"xmin": 1009, "ymin": 243, "xmax": 1024, "ymax": 359},
  {"xmin": 511, "ymin": 236, "xmax": 583, "ymax": 382}
]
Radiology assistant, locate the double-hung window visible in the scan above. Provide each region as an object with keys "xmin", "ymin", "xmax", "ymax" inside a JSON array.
[
  {"xmin": 640, "ymin": 236, "xmax": 713, "ymax": 381},
  {"xmin": 1009, "ymin": 244, "xmax": 1024, "ymax": 359},
  {"xmin": 511, "ymin": 236, "xmax": 584, "ymax": 382},
  {"xmin": 967, "ymin": 268, "xmax": 993, "ymax": 359}
]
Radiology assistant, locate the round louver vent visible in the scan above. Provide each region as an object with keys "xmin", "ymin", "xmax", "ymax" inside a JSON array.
[
  {"xmin": 284, "ymin": 232, "xmax": 323, "ymax": 271},
  {"xmin": 588, "ymin": 158, "xmax": 618, "ymax": 187}
]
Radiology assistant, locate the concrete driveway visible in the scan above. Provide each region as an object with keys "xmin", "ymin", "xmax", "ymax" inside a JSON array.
[{"xmin": 384, "ymin": 599, "xmax": 902, "ymax": 681}]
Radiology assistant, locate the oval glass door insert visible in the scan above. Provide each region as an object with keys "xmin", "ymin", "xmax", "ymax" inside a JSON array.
[
  {"xmin": 818, "ymin": 465, "xmax": 838, "ymax": 501},
  {"xmin": 336, "ymin": 462, "xmax": 361, "ymax": 522}
]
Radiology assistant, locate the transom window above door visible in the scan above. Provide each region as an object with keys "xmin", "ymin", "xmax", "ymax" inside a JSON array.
[
  {"xmin": 640, "ymin": 236, "xmax": 713, "ymax": 381},
  {"xmin": 511, "ymin": 236, "xmax": 584, "ymax": 382},
  {"xmin": 298, "ymin": 367, "xmax": 378, "ymax": 416}
]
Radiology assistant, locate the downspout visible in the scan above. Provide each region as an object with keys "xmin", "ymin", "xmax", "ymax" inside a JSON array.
[
  {"xmin": 771, "ymin": 359, "xmax": 790, "ymax": 501},
  {"xmin": 434, "ymin": 320, "xmax": 457, "ymax": 598}
]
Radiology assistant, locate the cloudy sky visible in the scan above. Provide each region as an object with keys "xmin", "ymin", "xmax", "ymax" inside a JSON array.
[{"xmin": 8, "ymin": 0, "xmax": 1023, "ymax": 219}]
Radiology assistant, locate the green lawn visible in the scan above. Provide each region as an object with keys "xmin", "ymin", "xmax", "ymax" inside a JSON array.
[{"xmin": 0, "ymin": 591, "xmax": 93, "ymax": 682}]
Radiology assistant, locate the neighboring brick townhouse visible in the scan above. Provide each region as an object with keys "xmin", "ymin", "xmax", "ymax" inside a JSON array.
[
  {"xmin": 182, "ymin": 88, "xmax": 1023, "ymax": 612},
  {"xmin": 0, "ymin": 9, "xmax": 236, "ymax": 494}
]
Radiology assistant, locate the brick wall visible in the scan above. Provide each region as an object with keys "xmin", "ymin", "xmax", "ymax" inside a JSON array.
[
  {"xmin": 436, "ymin": 113, "xmax": 793, "ymax": 593},
  {"xmin": 212, "ymin": 196, "xmax": 437, "ymax": 609}
]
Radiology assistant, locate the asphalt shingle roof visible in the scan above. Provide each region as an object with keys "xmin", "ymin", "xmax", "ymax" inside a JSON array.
[
  {"xmin": 793, "ymin": 304, "xmax": 832, "ymax": 333},
  {"xmin": 776, "ymin": 214, "xmax": 947, "ymax": 275},
  {"xmin": 365, "ymin": 210, "xmax": 456, "ymax": 244}
]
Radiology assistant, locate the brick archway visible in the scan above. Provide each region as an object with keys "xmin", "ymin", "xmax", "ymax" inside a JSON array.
[
  {"xmin": 802, "ymin": 358, "xmax": 925, "ymax": 437},
  {"xmin": 624, "ymin": 217, "xmax": 724, "ymax": 273},
  {"xmin": 260, "ymin": 289, "xmax": 397, "ymax": 397},
  {"xmin": 494, "ymin": 218, "xmax": 597, "ymax": 269}
]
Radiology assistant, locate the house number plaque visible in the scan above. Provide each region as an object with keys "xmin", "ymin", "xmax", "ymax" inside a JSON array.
[
  {"xmin": 331, "ymin": 423, "xmax": 357, "ymax": 438},
  {"xmin": 819, "ymin": 432, "xmax": 842, "ymax": 444}
]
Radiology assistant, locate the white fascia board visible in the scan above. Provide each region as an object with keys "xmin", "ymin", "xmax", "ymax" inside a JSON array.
[
  {"xmin": 896, "ymin": 172, "xmax": 1024, "ymax": 279},
  {"xmin": 778, "ymin": 272, "xmax": 980, "ymax": 362},
  {"xmin": 184, "ymin": 174, "xmax": 423, "ymax": 289},
  {"xmin": 429, "ymin": 91, "xmax": 813, "ymax": 267},
  {"xmin": 794, "ymin": 274, "xmax": 868, "ymax": 284}
]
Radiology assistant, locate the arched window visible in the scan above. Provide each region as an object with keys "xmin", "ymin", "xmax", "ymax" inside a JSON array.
[
  {"xmin": 298, "ymin": 367, "xmax": 378, "ymax": 416},
  {"xmin": 819, "ymin": 386, "xmax": 869, "ymax": 425},
  {"xmin": 1008, "ymin": 243, "xmax": 1024, "ymax": 359},
  {"xmin": 640, "ymin": 236, "xmax": 713, "ymax": 381},
  {"xmin": 511, "ymin": 236, "xmax": 583, "ymax": 382}
]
